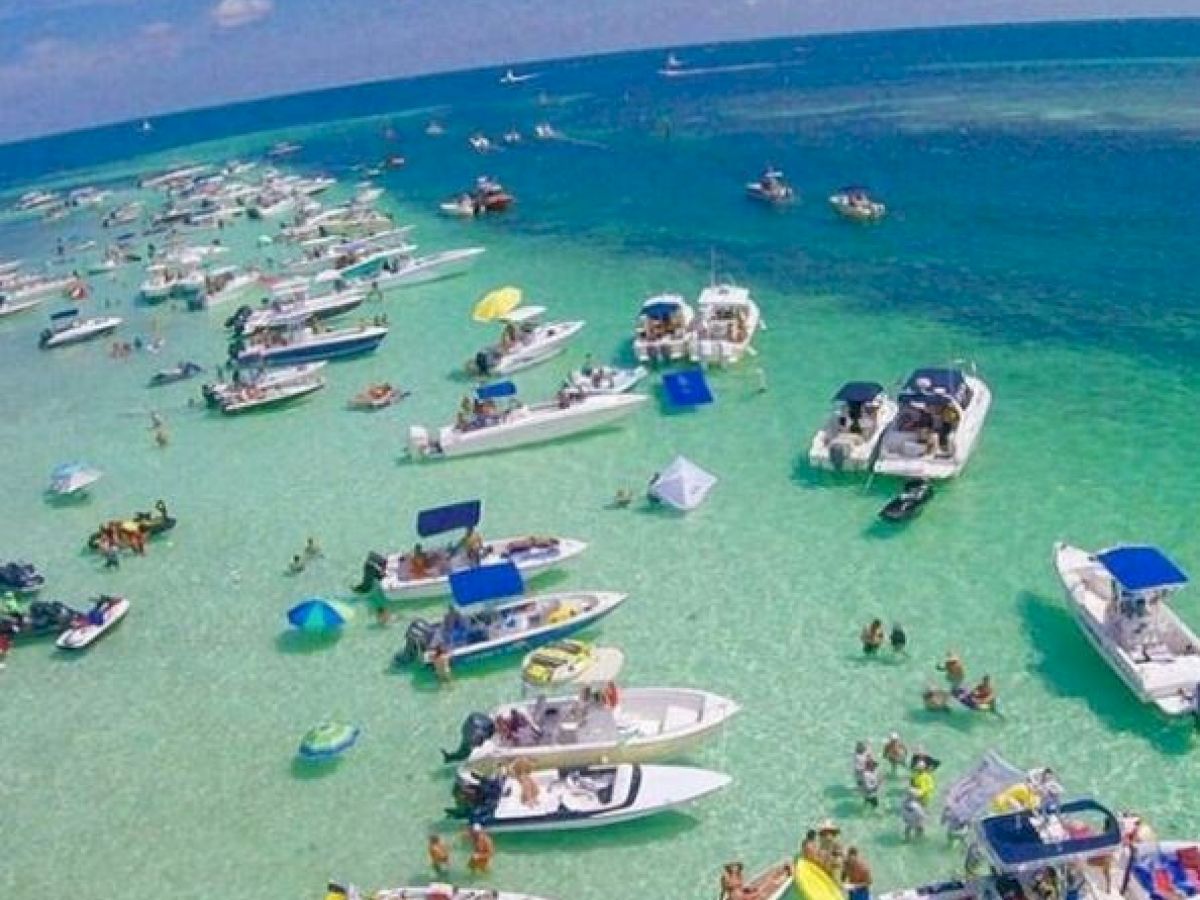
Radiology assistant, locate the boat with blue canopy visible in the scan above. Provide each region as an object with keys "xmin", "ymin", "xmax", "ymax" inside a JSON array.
[
  {"xmin": 354, "ymin": 499, "xmax": 587, "ymax": 601},
  {"xmin": 633, "ymin": 294, "xmax": 694, "ymax": 364},
  {"xmin": 1054, "ymin": 542, "xmax": 1200, "ymax": 715},
  {"xmin": 809, "ymin": 380, "xmax": 899, "ymax": 472},
  {"xmin": 392, "ymin": 560, "xmax": 626, "ymax": 669},
  {"xmin": 230, "ymin": 311, "xmax": 387, "ymax": 366}
]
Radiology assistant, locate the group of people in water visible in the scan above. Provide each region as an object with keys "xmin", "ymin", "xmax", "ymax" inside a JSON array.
[
  {"xmin": 424, "ymin": 823, "xmax": 494, "ymax": 877},
  {"xmin": 859, "ymin": 621, "xmax": 998, "ymax": 714},
  {"xmin": 851, "ymin": 734, "xmax": 942, "ymax": 841}
]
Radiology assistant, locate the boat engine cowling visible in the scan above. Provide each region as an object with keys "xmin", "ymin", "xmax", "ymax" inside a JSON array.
[
  {"xmin": 829, "ymin": 442, "xmax": 848, "ymax": 471},
  {"xmin": 38, "ymin": 328, "xmax": 52, "ymax": 348},
  {"xmin": 441, "ymin": 712, "xmax": 495, "ymax": 763},
  {"xmin": 407, "ymin": 426, "xmax": 430, "ymax": 457},
  {"xmin": 353, "ymin": 552, "xmax": 388, "ymax": 593},
  {"xmin": 394, "ymin": 618, "xmax": 435, "ymax": 666}
]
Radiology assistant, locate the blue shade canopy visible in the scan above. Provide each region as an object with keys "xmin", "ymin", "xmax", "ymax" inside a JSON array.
[
  {"xmin": 834, "ymin": 381, "xmax": 884, "ymax": 403},
  {"xmin": 476, "ymin": 380, "xmax": 516, "ymax": 400},
  {"xmin": 450, "ymin": 561, "xmax": 524, "ymax": 607},
  {"xmin": 641, "ymin": 301, "xmax": 681, "ymax": 320},
  {"xmin": 417, "ymin": 500, "xmax": 482, "ymax": 537},
  {"xmin": 663, "ymin": 369, "xmax": 714, "ymax": 408},
  {"xmin": 51, "ymin": 308, "xmax": 80, "ymax": 320},
  {"xmin": 1097, "ymin": 546, "xmax": 1189, "ymax": 593},
  {"xmin": 904, "ymin": 367, "xmax": 966, "ymax": 394},
  {"xmin": 977, "ymin": 799, "xmax": 1120, "ymax": 872},
  {"xmin": 286, "ymin": 598, "xmax": 350, "ymax": 632}
]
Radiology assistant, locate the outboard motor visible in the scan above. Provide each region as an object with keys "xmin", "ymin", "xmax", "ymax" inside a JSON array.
[
  {"xmin": 407, "ymin": 426, "xmax": 431, "ymax": 458},
  {"xmin": 829, "ymin": 442, "xmax": 848, "ymax": 472},
  {"xmin": 394, "ymin": 618, "xmax": 435, "ymax": 666},
  {"xmin": 441, "ymin": 712, "xmax": 496, "ymax": 763},
  {"xmin": 224, "ymin": 305, "xmax": 252, "ymax": 330},
  {"xmin": 38, "ymin": 328, "xmax": 52, "ymax": 348},
  {"xmin": 353, "ymin": 552, "xmax": 388, "ymax": 594},
  {"xmin": 473, "ymin": 350, "xmax": 492, "ymax": 377}
]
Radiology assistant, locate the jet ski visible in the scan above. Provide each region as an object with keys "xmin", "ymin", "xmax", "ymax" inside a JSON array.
[
  {"xmin": 0, "ymin": 599, "xmax": 79, "ymax": 639},
  {"xmin": 0, "ymin": 560, "xmax": 45, "ymax": 595},
  {"xmin": 86, "ymin": 500, "xmax": 176, "ymax": 550},
  {"xmin": 878, "ymin": 479, "xmax": 933, "ymax": 522},
  {"xmin": 149, "ymin": 361, "xmax": 204, "ymax": 387}
]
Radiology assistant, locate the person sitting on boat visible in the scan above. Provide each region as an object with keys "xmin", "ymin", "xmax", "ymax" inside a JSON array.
[
  {"xmin": 601, "ymin": 680, "xmax": 620, "ymax": 709},
  {"xmin": 581, "ymin": 353, "xmax": 596, "ymax": 378},
  {"xmin": 410, "ymin": 544, "xmax": 432, "ymax": 579},
  {"xmin": 720, "ymin": 862, "xmax": 745, "ymax": 900},
  {"xmin": 938, "ymin": 403, "xmax": 960, "ymax": 454},
  {"xmin": 860, "ymin": 619, "xmax": 885, "ymax": 655},
  {"xmin": 815, "ymin": 820, "xmax": 844, "ymax": 875},
  {"xmin": 965, "ymin": 675, "xmax": 996, "ymax": 711},
  {"xmin": 457, "ymin": 527, "xmax": 485, "ymax": 566},
  {"xmin": 512, "ymin": 756, "xmax": 541, "ymax": 806},
  {"xmin": 799, "ymin": 830, "xmax": 821, "ymax": 866}
]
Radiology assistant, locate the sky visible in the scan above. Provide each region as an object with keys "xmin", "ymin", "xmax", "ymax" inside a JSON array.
[{"xmin": 0, "ymin": 0, "xmax": 1197, "ymax": 143}]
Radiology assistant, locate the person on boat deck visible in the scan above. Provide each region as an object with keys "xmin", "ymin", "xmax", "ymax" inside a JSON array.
[
  {"xmin": 581, "ymin": 354, "xmax": 596, "ymax": 377},
  {"xmin": 938, "ymin": 403, "xmax": 960, "ymax": 453},
  {"xmin": 890, "ymin": 623, "xmax": 908, "ymax": 655},
  {"xmin": 882, "ymin": 733, "xmax": 908, "ymax": 774},
  {"xmin": 512, "ymin": 756, "xmax": 540, "ymax": 806},
  {"xmin": 601, "ymin": 680, "xmax": 620, "ymax": 709},
  {"xmin": 937, "ymin": 651, "xmax": 966, "ymax": 687},
  {"xmin": 499, "ymin": 322, "xmax": 519, "ymax": 352},
  {"xmin": 409, "ymin": 544, "xmax": 432, "ymax": 579},
  {"xmin": 843, "ymin": 847, "xmax": 873, "ymax": 900},
  {"xmin": 860, "ymin": 619, "xmax": 885, "ymax": 655},
  {"xmin": 968, "ymin": 675, "xmax": 996, "ymax": 710},
  {"xmin": 1031, "ymin": 867, "xmax": 1060, "ymax": 900},
  {"xmin": 720, "ymin": 862, "xmax": 745, "ymax": 900},
  {"xmin": 458, "ymin": 527, "xmax": 485, "ymax": 566}
]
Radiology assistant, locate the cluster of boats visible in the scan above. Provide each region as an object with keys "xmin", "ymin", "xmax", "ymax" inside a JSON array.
[
  {"xmin": 743, "ymin": 168, "xmax": 887, "ymax": 220},
  {"xmin": 632, "ymin": 276, "xmax": 762, "ymax": 366}
]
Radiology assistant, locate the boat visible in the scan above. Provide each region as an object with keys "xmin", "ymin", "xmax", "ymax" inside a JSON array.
[
  {"xmin": 1, "ymin": 599, "xmax": 79, "ymax": 639},
  {"xmin": 873, "ymin": 367, "xmax": 992, "ymax": 479},
  {"xmin": 829, "ymin": 187, "xmax": 886, "ymax": 221},
  {"xmin": 408, "ymin": 380, "xmax": 647, "ymax": 460},
  {"xmin": 38, "ymin": 308, "xmax": 124, "ymax": 349},
  {"xmin": 500, "ymin": 69, "xmax": 538, "ymax": 84},
  {"xmin": 425, "ymin": 121, "xmax": 446, "ymax": 136},
  {"xmin": 658, "ymin": 53, "xmax": 686, "ymax": 76},
  {"xmin": 633, "ymin": 294, "xmax": 694, "ymax": 364},
  {"xmin": 149, "ymin": 361, "xmax": 204, "ymax": 387},
  {"xmin": 740, "ymin": 863, "xmax": 794, "ymax": 900},
  {"xmin": 200, "ymin": 266, "xmax": 261, "ymax": 308},
  {"xmin": 467, "ymin": 306, "xmax": 586, "ymax": 377},
  {"xmin": 0, "ymin": 294, "xmax": 46, "ymax": 319},
  {"xmin": 86, "ymin": 501, "xmax": 176, "ymax": 551},
  {"xmin": 447, "ymin": 762, "xmax": 730, "ymax": 832},
  {"xmin": 347, "ymin": 382, "xmax": 407, "ymax": 410},
  {"xmin": 746, "ymin": 168, "xmax": 795, "ymax": 204},
  {"xmin": 342, "ymin": 884, "xmax": 551, "ymax": 900},
  {"xmin": 267, "ymin": 141, "xmax": 302, "ymax": 158},
  {"xmin": 231, "ymin": 316, "xmax": 388, "ymax": 366},
  {"xmin": 1053, "ymin": 543, "xmax": 1200, "ymax": 716},
  {"xmin": 393, "ymin": 561, "xmax": 626, "ymax": 669},
  {"xmin": 468, "ymin": 134, "xmax": 493, "ymax": 153},
  {"xmin": 440, "ymin": 177, "xmax": 514, "ymax": 216},
  {"xmin": 56, "ymin": 596, "xmax": 130, "ymax": 650},
  {"xmin": 323, "ymin": 246, "xmax": 485, "ymax": 292},
  {"xmin": 879, "ymin": 479, "xmax": 933, "ymax": 522},
  {"xmin": 0, "ymin": 561, "xmax": 46, "ymax": 595},
  {"xmin": 520, "ymin": 640, "xmax": 625, "ymax": 691},
  {"xmin": 688, "ymin": 279, "xmax": 763, "ymax": 366},
  {"xmin": 219, "ymin": 375, "xmax": 326, "ymax": 414},
  {"xmin": 232, "ymin": 282, "xmax": 364, "ymax": 333},
  {"xmin": 533, "ymin": 123, "xmax": 559, "ymax": 140},
  {"xmin": 446, "ymin": 686, "xmax": 740, "ymax": 771},
  {"xmin": 47, "ymin": 462, "xmax": 102, "ymax": 497},
  {"xmin": 357, "ymin": 500, "xmax": 586, "ymax": 601},
  {"xmin": 1, "ymin": 274, "xmax": 80, "ymax": 306},
  {"xmin": 15, "ymin": 190, "xmax": 61, "ymax": 212},
  {"xmin": 503, "ymin": 130, "xmax": 522, "ymax": 145},
  {"xmin": 567, "ymin": 364, "xmax": 648, "ymax": 396},
  {"xmin": 808, "ymin": 382, "xmax": 900, "ymax": 471},
  {"xmin": 201, "ymin": 363, "xmax": 326, "ymax": 407}
]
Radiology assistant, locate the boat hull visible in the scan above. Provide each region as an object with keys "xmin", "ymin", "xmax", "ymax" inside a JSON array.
[
  {"xmin": 41, "ymin": 318, "xmax": 123, "ymax": 349},
  {"xmin": 236, "ymin": 328, "xmax": 386, "ymax": 366}
]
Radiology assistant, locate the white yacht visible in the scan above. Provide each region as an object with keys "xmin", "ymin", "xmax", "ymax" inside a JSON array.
[
  {"xmin": 687, "ymin": 280, "xmax": 762, "ymax": 365},
  {"xmin": 1053, "ymin": 543, "xmax": 1200, "ymax": 716},
  {"xmin": 322, "ymin": 246, "xmax": 485, "ymax": 292},
  {"xmin": 873, "ymin": 366, "xmax": 991, "ymax": 479},
  {"xmin": 809, "ymin": 382, "xmax": 899, "ymax": 471},
  {"xmin": 467, "ymin": 306, "xmax": 585, "ymax": 377},
  {"xmin": 632, "ymin": 294, "xmax": 694, "ymax": 364},
  {"xmin": 236, "ymin": 281, "xmax": 363, "ymax": 333},
  {"xmin": 39, "ymin": 309, "xmax": 122, "ymax": 349}
]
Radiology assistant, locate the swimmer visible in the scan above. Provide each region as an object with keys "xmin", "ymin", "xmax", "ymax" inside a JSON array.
[
  {"xmin": 937, "ymin": 651, "xmax": 965, "ymax": 687},
  {"xmin": 287, "ymin": 554, "xmax": 305, "ymax": 575},
  {"xmin": 860, "ymin": 619, "xmax": 884, "ymax": 655},
  {"xmin": 154, "ymin": 425, "xmax": 169, "ymax": 448},
  {"xmin": 890, "ymin": 622, "xmax": 908, "ymax": 655},
  {"xmin": 304, "ymin": 537, "xmax": 322, "ymax": 559},
  {"xmin": 427, "ymin": 834, "xmax": 451, "ymax": 874}
]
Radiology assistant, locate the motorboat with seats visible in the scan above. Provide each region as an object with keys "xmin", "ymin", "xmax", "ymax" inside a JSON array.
[
  {"xmin": 0, "ymin": 293, "xmax": 47, "ymax": 319},
  {"xmin": 445, "ymin": 685, "xmax": 740, "ymax": 770},
  {"xmin": 149, "ymin": 361, "xmax": 204, "ymax": 387},
  {"xmin": 466, "ymin": 306, "xmax": 585, "ymax": 377},
  {"xmin": 393, "ymin": 561, "xmax": 626, "ymax": 669},
  {"xmin": 830, "ymin": 186, "xmax": 886, "ymax": 221},
  {"xmin": 219, "ymin": 374, "xmax": 326, "ymax": 414},
  {"xmin": 739, "ymin": 863, "xmax": 794, "ymax": 900},
  {"xmin": 408, "ymin": 380, "xmax": 647, "ymax": 460},
  {"xmin": 440, "ymin": 177, "xmax": 514, "ymax": 217},
  {"xmin": 201, "ymin": 362, "xmax": 326, "ymax": 407},
  {"xmin": 687, "ymin": 279, "xmax": 762, "ymax": 366},
  {"xmin": 874, "ymin": 366, "xmax": 991, "ymax": 479},
  {"xmin": 57, "ymin": 596, "xmax": 129, "ymax": 650},
  {"xmin": 0, "ymin": 560, "xmax": 45, "ymax": 595},
  {"xmin": 230, "ymin": 313, "xmax": 387, "ymax": 366},
  {"xmin": 355, "ymin": 499, "xmax": 587, "ymax": 601},
  {"xmin": 38, "ymin": 308, "xmax": 122, "ymax": 349},
  {"xmin": 746, "ymin": 168, "xmax": 795, "ymax": 204},
  {"xmin": 520, "ymin": 641, "xmax": 625, "ymax": 692},
  {"xmin": 231, "ymin": 280, "xmax": 364, "ymax": 333},
  {"xmin": 809, "ymin": 381, "xmax": 899, "ymax": 471},
  {"xmin": 86, "ymin": 501, "xmax": 176, "ymax": 551},
  {"xmin": 567, "ymin": 363, "xmax": 648, "ymax": 396},
  {"xmin": 323, "ymin": 245, "xmax": 485, "ymax": 293},
  {"xmin": 1053, "ymin": 543, "xmax": 1200, "ymax": 716},
  {"xmin": 879, "ymin": 479, "xmax": 933, "ymax": 522},
  {"xmin": 447, "ymin": 762, "xmax": 730, "ymax": 832},
  {"xmin": 633, "ymin": 294, "xmax": 694, "ymax": 364}
]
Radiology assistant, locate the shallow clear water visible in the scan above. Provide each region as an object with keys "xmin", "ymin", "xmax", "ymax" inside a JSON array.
[{"xmin": 3, "ymin": 19, "xmax": 1200, "ymax": 900}]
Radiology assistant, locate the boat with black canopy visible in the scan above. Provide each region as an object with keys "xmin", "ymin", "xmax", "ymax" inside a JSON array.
[{"xmin": 809, "ymin": 381, "xmax": 899, "ymax": 471}]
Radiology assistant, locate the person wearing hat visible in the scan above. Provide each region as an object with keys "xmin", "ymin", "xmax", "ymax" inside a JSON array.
[
  {"xmin": 882, "ymin": 733, "xmax": 908, "ymax": 775},
  {"xmin": 816, "ymin": 820, "xmax": 844, "ymax": 875},
  {"xmin": 720, "ymin": 862, "xmax": 746, "ymax": 900}
]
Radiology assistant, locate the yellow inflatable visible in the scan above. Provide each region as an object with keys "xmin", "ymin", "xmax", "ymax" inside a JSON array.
[
  {"xmin": 991, "ymin": 784, "xmax": 1038, "ymax": 813},
  {"xmin": 794, "ymin": 859, "xmax": 844, "ymax": 900}
]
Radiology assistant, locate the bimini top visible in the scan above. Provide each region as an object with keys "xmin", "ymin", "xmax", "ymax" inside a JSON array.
[
  {"xmin": 834, "ymin": 381, "xmax": 885, "ymax": 404},
  {"xmin": 1097, "ymin": 546, "xmax": 1189, "ymax": 593},
  {"xmin": 50, "ymin": 308, "xmax": 80, "ymax": 321},
  {"xmin": 640, "ymin": 294, "xmax": 688, "ymax": 320},
  {"xmin": 976, "ymin": 798, "xmax": 1120, "ymax": 872},
  {"xmin": 900, "ymin": 367, "xmax": 971, "ymax": 407},
  {"xmin": 476, "ymin": 380, "xmax": 517, "ymax": 400},
  {"xmin": 416, "ymin": 500, "xmax": 482, "ymax": 538},
  {"xmin": 450, "ymin": 560, "xmax": 525, "ymax": 607}
]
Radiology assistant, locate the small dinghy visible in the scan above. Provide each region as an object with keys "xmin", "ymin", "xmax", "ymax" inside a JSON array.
[
  {"xmin": 879, "ymin": 479, "xmax": 933, "ymax": 522},
  {"xmin": 567, "ymin": 364, "xmax": 648, "ymax": 396},
  {"xmin": 447, "ymin": 763, "xmax": 730, "ymax": 832},
  {"xmin": 56, "ymin": 596, "xmax": 129, "ymax": 650},
  {"xmin": 149, "ymin": 361, "xmax": 204, "ymax": 387}
]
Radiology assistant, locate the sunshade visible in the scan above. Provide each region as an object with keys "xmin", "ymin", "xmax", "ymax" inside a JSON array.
[
  {"xmin": 48, "ymin": 462, "xmax": 102, "ymax": 495},
  {"xmin": 286, "ymin": 597, "xmax": 353, "ymax": 632},
  {"xmin": 473, "ymin": 286, "xmax": 522, "ymax": 322},
  {"xmin": 298, "ymin": 722, "xmax": 361, "ymax": 761},
  {"xmin": 649, "ymin": 455, "xmax": 717, "ymax": 511}
]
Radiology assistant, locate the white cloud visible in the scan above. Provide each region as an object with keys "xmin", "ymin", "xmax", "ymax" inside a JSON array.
[{"xmin": 212, "ymin": 0, "xmax": 274, "ymax": 29}]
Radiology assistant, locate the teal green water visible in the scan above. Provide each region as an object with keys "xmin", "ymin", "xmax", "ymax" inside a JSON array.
[{"xmin": 4, "ymin": 21, "xmax": 1200, "ymax": 900}]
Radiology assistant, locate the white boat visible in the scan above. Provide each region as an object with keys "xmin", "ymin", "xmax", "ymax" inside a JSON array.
[
  {"xmin": 0, "ymin": 274, "xmax": 79, "ymax": 305},
  {"xmin": 233, "ymin": 318, "xmax": 388, "ymax": 366},
  {"xmin": 201, "ymin": 266, "xmax": 262, "ymax": 307},
  {"xmin": 658, "ymin": 53, "xmax": 685, "ymax": 76},
  {"xmin": 469, "ymin": 134, "xmax": 493, "ymax": 153},
  {"xmin": 746, "ymin": 169, "xmax": 795, "ymax": 204},
  {"xmin": 408, "ymin": 383, "xmax": 646, "ymax": 460},
  {"xmin": 809, "ymin": 381, "xmax": 900, "ymax": 472},
  {"xmin": 39, "ymin": 309, "xmax": 122, "ymax": 349},
  {"xmin": 454, "ymin": 687, "xmax": 740, "ymax": 771},
  {"xmin": 219, "ymin": 376, "xmax": 326, "ymax": 414},
  {"xmin": 56, "ymin": 597, "xmax": 129, "ymax": 650},
  {"xmin": 688, "ymin": 280, "xmax": 763, "ymax": 365},
  {"xmin": 15, "ymin": 190, "xmax": 60, "ymax": 212},
  {"xmin": 236, "ymin": 282, "xmax": 364, "ymax": 333},
  {"xmin": 202, "ymin": 362, "xmax": 326, "ymax": 407},
  {"xmin": 874, "ymin": 366, "xmax": 992, "ymax": 479},
  {"xmin": 468, "ymin": 306, "xmax": 586, "ymax": 377},
  {"xmin": 0, "ymin": 295, "xmax": 46, "ymax": 319},
  {"xmin": 500, "ymin": 69, "xmax": 538, "ymax": 84},
  {"xmin": 1053, "ymin": 543, "xmax": 1200, "ymax": 716},
  {"xmin": 567, "ymin": 364, "xmax": 647, "ymax": 396},
  {"xmin": 633, "ymin": 294, "xmax": 694, "ymax": 364},
  {"xmin": 450, "ymin": 763, "xmax": 730, "ymax": 832},
  {"xmin": 323, "ymin": 246, "xmax": 486, "ymax": 292},
  {"xmin": 830, "ymin": 187, "xmax": 886, "ymax": 221},
  {"xmin": 533, "ymin": 123, "xmax": 559, "ymax": 140},
  {"xmin": 368, "ymin": 885, "xmax": 552, "ymax": 900}
]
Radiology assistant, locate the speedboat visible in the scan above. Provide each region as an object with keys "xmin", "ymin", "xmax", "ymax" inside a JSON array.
[
  {"xmin": 56, "ymin": 596, "xmax": 129, "ymax": 650},
  {"xmin": 266, "ymin": 141, "xmax": 302, "ymax": 158},
  {"xmin": 393, "ymin": 561, "xmax": 626, "ymax": 668},
  {"xmin": 0, "ymin": 294, "xmax": 46, "ymax": 319},
  {"xmin": 441, "ymin": 178, "xmax": 514, "ymax": 216},
  {"xmin": 447, "ymin": 763, "xmax": 730, "ymax": 832},
  {"xmin": 149, "ymin": 361, "xmax": 204, "ymax": 387},
  {"xmin": 533, "ymin": 123, "xmax": 559, "ymax": 140},
  {"xmin": 425, "ymin": 120, "xmax": 446, "ymax": 136},
  {"xmin": 879, "ymin": 479, "xmax": 933, "ymax": 522},
  {"xmin": 408, "ymin": 380, "xmax": 647, "ymax": 460},
  {"xmin": 500, "ymin": 69, "xmax": 538, "ymax": 85},
  {"xmin": 874, "ymin": 366, "xmax": 991, "ymax": 479},
  {"xmin": 1053, "ymin": 543, "xmax": 1200, "ymax": 716},
  {"xmin": 468, "ymin": 134, "xmax": 493, "ymax": 153},
  {"xmin": 201, "ymin": 266, "xmax": 261, "ymax": 308},
  {"xmin": 809, "ymin": 382, "xmax": 899, "ymax": 471},
  {"xmin": 219, "ymin": 375, "xmax": 326, "ymax": 414},
  {"xmin": 232, "ymin": 317, "xmax": 387, "ymax": 366},
  {"xmin": 15, "ymin": 190, "xmax": 60, "ymax": 212},
  {"xmin": 233, "ymin": 281, "xmax": 364, "ymax": 333},
  {"xmin": 323, "ymin": 246, "xmax": 485, "ymax": 292},
  {"xmin": 633, "ymin": 294, "xmax": 694, "ymax": 364},
  {"xmin": 353, "ymin": 884, "xmax": 551, "ymax": 900},
  {"xmin": 746, "ymin": 168, "xmax": 795, "ymax": 204},
  {"xmin": 658, "ymin": 53, "xmax": 686, "ymax": 76},
  {"xmin": 567, "ymin": 364, "xmax": 648, "ymax": 396},
  {"xmin": 688, "ymin": 280, "xmax": 763, "ymax": 366},
  {"xmin": 0, "ymin": 561, "xmax": 46, "ymax": 595},
  {"xmin": 39, "ymin": 309, "xmax": 122, "ymax": 349},
  {"xmin": 357, "ymin": 500, "xmax": 587, "ymax": 601},
  {"xmin": 446, "ymin": 686, "xmax": 740, "ymax": 771},
  {"xmin": 202, "ymin": 362, "xmax": 326, "ymax": 407},
  {"xmin": 830, "ymin": 187, "xmax": 886, "ymax": 221},
  {"xmin": 466, "ymin": 306, "xmax": 586, "ymax": 377}
]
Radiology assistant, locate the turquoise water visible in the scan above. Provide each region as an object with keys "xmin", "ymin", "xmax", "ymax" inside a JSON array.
[{"xmin": 4, "ymin": 18, "xmax": 1200, "ymax": 900}]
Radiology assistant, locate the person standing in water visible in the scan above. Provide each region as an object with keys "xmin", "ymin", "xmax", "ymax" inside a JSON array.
[
  {"xmin": 890, "ymin": 623, "xmax": 908, "ymax": 655},
  {"xmin": 427, "ymin": 834, "xmax": 451, "ymax": 875},
  {"xmin": 466, "ymin": 823, "xmax": 494, "ymax": 873}
]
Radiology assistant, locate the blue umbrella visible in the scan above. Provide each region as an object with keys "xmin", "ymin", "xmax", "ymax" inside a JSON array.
[{"xmin": 286, "ymin": 598, "xmax": 352, "ymax": 632}]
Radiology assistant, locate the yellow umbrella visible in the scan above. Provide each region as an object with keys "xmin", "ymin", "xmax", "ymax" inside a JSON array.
[{"xmin": 473, "ymin": 286, "xmax": 522, "ymax": 322}]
